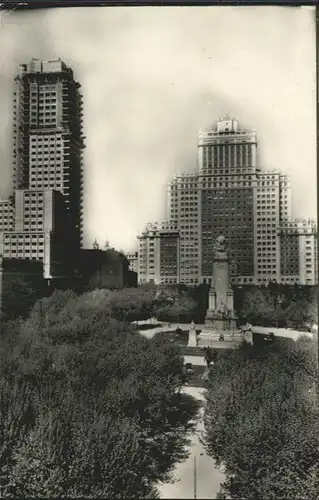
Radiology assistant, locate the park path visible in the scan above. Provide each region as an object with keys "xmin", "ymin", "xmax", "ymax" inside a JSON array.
[
  {"xmin": 157, "ymin": 386, "xmax": 225, "ymax": 499},
  {"xmin": 138, "ymin": 320, "xmax": 313, "ymax": 342}
]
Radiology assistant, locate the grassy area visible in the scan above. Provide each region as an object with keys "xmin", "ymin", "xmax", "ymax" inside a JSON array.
[
  {"xmin": 154, "ymin": 330, "xmax": 189, "ymax": 346},
  {"xmin": 179, "ymin": 346, "xmax": 205, "ymax": 356},
  {"xmin": 138, "ymin": 324, "xmax": 163, "ymax": 331}
]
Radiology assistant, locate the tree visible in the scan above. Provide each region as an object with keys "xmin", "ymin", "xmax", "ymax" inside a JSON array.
[
  {"xmin": 203, "ymin": 346, "xmax": 217, "ymax": 367},
  {"xmin": 0, "ymin": 289, "xmax": 199, "ymax": 498},
  {"xmin": 1, "ymin": 275, "xmax": 42, "ymax": 322},
  {"xmin": 285, "ymin": 298, "xmax": 317, "ymax": 329},
  {"xmin": 155, "ymin": 296, "xmax": 197, "ymax": 323},
  {"xmin": 203, "ymin": 339, "xmax": 319, "ymax": 499},
  {"xmin": 6, "ymin": 399, "xmax": 161, "ymax": 499},
  {"xmin": 103, "ymin": 288, "xmax": 156, "ymax": 322}
]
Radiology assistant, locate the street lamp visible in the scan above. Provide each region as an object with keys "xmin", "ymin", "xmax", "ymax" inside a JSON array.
[
  {"xmin": 193, "ymin": 456, "xmax": 197, "ymax": 499},
  {"xmin": 193, "ymin": 453, "xmax": 204, "ymax": 499}
]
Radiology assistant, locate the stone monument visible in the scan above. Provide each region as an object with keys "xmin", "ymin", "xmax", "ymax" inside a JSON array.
[
  {"xmin": 187, "ymin": 320, "xmax": 197, "ymax": 347},
  {"xmin": 204, "ymin": 235, "xmax": 237, "ymax": 330}
]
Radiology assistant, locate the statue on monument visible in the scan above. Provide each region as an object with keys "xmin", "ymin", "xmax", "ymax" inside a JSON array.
[
  {"xmin": 187, "ymin": 320, "xmax": 197, "ymax": 347},
  {"xmin": 218, "ymin": 302, "xmax": 227, "ymax": 315},
  {"xmin": 213, "ymin": 235, "xmax": 227, "ymax": 260}
]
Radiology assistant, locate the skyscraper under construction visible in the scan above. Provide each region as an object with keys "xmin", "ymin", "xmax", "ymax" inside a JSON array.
[{"xmin": 0, "ymin": 58, "xmax": 85, "ymax": 279}]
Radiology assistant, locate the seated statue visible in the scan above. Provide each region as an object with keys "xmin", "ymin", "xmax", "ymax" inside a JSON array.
[{"xmin": 213, "ymin": 235, "xmax": 227, "ymax": 259}]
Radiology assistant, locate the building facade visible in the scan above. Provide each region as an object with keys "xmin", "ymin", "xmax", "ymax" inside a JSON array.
[
  {"xmin": 0, "ymin": 59, "xmax": 84, "ymax": 280},
  {"xmin": 197, "ymin": 117, "xmax": 257, "ymax": 285},
  {"xmin": 278, "ymin": 218, "xmax": 317, "ymax": 285},
  {"xmin": 168, "ymin": 173, "xmax": 200, "ymax": 284},
  {"xmin": 0, "ymin": 199, "xmax": 14, "ymax": 232},
  {"xmin": 153, "ymin": 117, "xmax": 317, "ymax": 286},
  {"xmin": 126, "ymin": 251, "xmax": 138, "ymax": 274},
  {"xmin": 75, "ymin": 248, "xmax": 137, "ymax": 290},
  {"xmin": 137, "ymin": 221, "xmax": 180, "ymax": 285}
]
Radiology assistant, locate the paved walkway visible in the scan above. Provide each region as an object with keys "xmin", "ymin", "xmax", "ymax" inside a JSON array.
[
  {"xmin": 183, "ymin": 355, "xmax": 206, "ymax": 366},
  {"xmin": 138, "ymin": 321, "xmax": 313, "ymax": 343},
  {"xmin": 157, "ymin": 386, "xmax": 225, "ymax": 499}
]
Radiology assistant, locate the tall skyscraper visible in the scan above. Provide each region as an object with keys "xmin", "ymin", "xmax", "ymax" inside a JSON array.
[
  {"xmin": 163, "ymin": 116, "xmax": 317, "ymax": 286},
  {"xmin": 0, "ymin": 59, "xmax": 84, "ymax": 279},
  {"xmin": 197, "ymin": 117, "xmax": 257, "ymax": 284}
]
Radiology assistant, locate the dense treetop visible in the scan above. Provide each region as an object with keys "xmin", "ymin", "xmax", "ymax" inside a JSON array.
[
  {"xmin": 204, "ymin": 336, "xmax": 319, "ymax": 499},
  {"xmin": 0, "ymin": 289, "xmax": 199, "ymax": 498}
]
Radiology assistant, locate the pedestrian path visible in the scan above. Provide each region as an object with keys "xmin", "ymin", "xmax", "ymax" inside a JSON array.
[
  {"xmin": 183, "ymin": 354, "xmax": 206, "ymax": 366},
  {"xmin": 157, "ymin": 386, "xmax": 225, "ymax": 499},
  {"xmin": 138, "ymin": 321, "xmax": 313, "ymax": 343}
]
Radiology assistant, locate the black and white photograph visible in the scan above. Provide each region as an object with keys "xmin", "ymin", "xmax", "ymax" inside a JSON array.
[{"xmin": 0, "ymin": 4, "xmax": 317, "ymax": 499}]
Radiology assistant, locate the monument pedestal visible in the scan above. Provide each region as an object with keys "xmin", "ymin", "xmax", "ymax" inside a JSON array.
[
  {"xmin": 187, "ymin": 330, "xmax": 197, "ymax": 347},
  {"xmin": 204, "ymin": 315, "xmax": 238, "ymax": 331},
  {"xmin": 187, "ymin": 321, "xmax": 197, "ymax": 347},
  {"xmin": 200, "ymin": 235, "xmax": 242, "ymax": 349}
]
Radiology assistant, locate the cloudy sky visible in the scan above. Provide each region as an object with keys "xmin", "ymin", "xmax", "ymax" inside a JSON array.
[{"xmin": 0, "ymin": 6, "xmax": 316, "ymax": 251}]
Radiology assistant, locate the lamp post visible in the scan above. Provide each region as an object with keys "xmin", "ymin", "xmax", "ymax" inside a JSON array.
[
  {"xmin": 0, "ymin": 254, "xmax": 2, "ymax": 335},
  {"xmin": 193, "ymin": 453, "xmax": 204, "ymax": 499},
  {"xmin": 193, "ymin": 456, "xmax": 197, "ymax": 499}
]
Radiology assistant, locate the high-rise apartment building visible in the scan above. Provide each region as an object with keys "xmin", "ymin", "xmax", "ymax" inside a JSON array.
[
  {"xmin": 137, "ymin": 221, "xmax": 180, "ymax": 285},
  {"xmin": 0, "ymin": 58, "xmax": 84, "ymax": 279},
  {"xmin": 0, "ymin": 199, "xmax": 14, "ymax": 232},
  {"xmin": 168, "ymin": 173, "xmax": 200, "ymax": 284},
  {"xmin": 197, "ymin": 117, "xmax": 257, "ymax": 284},
  {"xmin": 279, "ymin": 218, "xmax": 317, "ymax": 285},
  {"xmin": 163, "ymin": 116, "xmax": 317, "ymax": 286}
]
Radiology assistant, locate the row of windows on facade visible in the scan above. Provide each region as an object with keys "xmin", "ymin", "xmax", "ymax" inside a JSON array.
[
  {"xmin": 30, "ymin": 104, "xmax": 57, "ymax": 112},
  {"xmin": 170, "ymin": 182, "xmax": 288, "ymax": 191},
  {"xmin": 30, "ymin": 145, "xmax": 63, "ymax": 152},
  {"xmin": 202, "ymin": 152, "xmax": 253, "ymax": 159},
  {"xmin": 202, "ymin": 143, "xmax": 253, "ymax": 150},
  {"xmin": 30, "ymin": 164, "xmax": 63, "ymax": 169},
  {"xmin": 202, "ymin": 160, "xmax": 253, "ymax": 168},
  {"xmin": 4, "ymin": 234, "xmax": 45, "ymax": 240},
  {"xmin": 3, "ymin": 252, "xmax": 44, "ymax": 260},
  {"xmin": 29, "ymin": 108, "xmax": 58, "ymax": 116},
  {"xmin": 30, "ymin": 137, "xmax": 63, "ymax": 143},
  {"xmin": 30, "ymin": 99, "xmax": 57, "ymax": 105},
  {"xmin": 0, "ymin": 209, "xmax": 13, "ymax": 214},
  {"xmin": 5, "ymin": 234, "xmax": 44, "ymax": 243},
  {"xmin": 142, "ymin": 256, "xmax": 313, "ymax": 269},
  {"xmin": 202, "ymin": 150, "xmax": 253, "ymax": 157},
  {"xmin": 199, "ymin": 210, "xmax": 281, "ymax": 217},
  {"xmin": 28, "ymin": 179, "xmax": 64, "ymax": 187},
  {"xmin": 30, "ymin": 120, "xmax": 57, "ymax": 126},
  {"xmin": 172, "ymin": 192, "xmax": 284, "ymax": 202},
  {"xmin": 28, "ymin": 181, "xmax": 66, "ymax": 190}
]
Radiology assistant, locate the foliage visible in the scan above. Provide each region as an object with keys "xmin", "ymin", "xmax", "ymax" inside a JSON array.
[
  {"xmin": 156, "ymin": 296, "xmax": 197, "ymax": 323},
  {"xmin": 284, "ymin": 299, "xmax": 317, "ymax": 329},
  {"xmin": 103, "ymin": 287, "xmax": 156, "ymax": 322},
  {"xmin": 237, "ymin": 284, "xmax": 318, "ymax": 329},
  {"xmin": 203, "ymin": 338, "xmax": 319, "ymax": 499},
  {"xmin": 203, "ymin": 346, "xmax": 217, "ymax": 366},
  {"xmin": 0, "ymin": 289, "xmax": 199, "ymax": 498},
  {"xmin": 1, "ymin": 275, "xmax": 44, "ymax": 321}
]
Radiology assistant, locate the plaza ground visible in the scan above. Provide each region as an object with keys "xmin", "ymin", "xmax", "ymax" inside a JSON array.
[{"xmin": 138, "ymin": 320, "xmax": 313, "ymax": 344}]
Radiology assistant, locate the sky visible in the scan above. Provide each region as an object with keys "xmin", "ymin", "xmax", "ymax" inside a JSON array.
[{"xmin": 0, "ymin": 6, "xmax": 316, "ymax": 252}]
